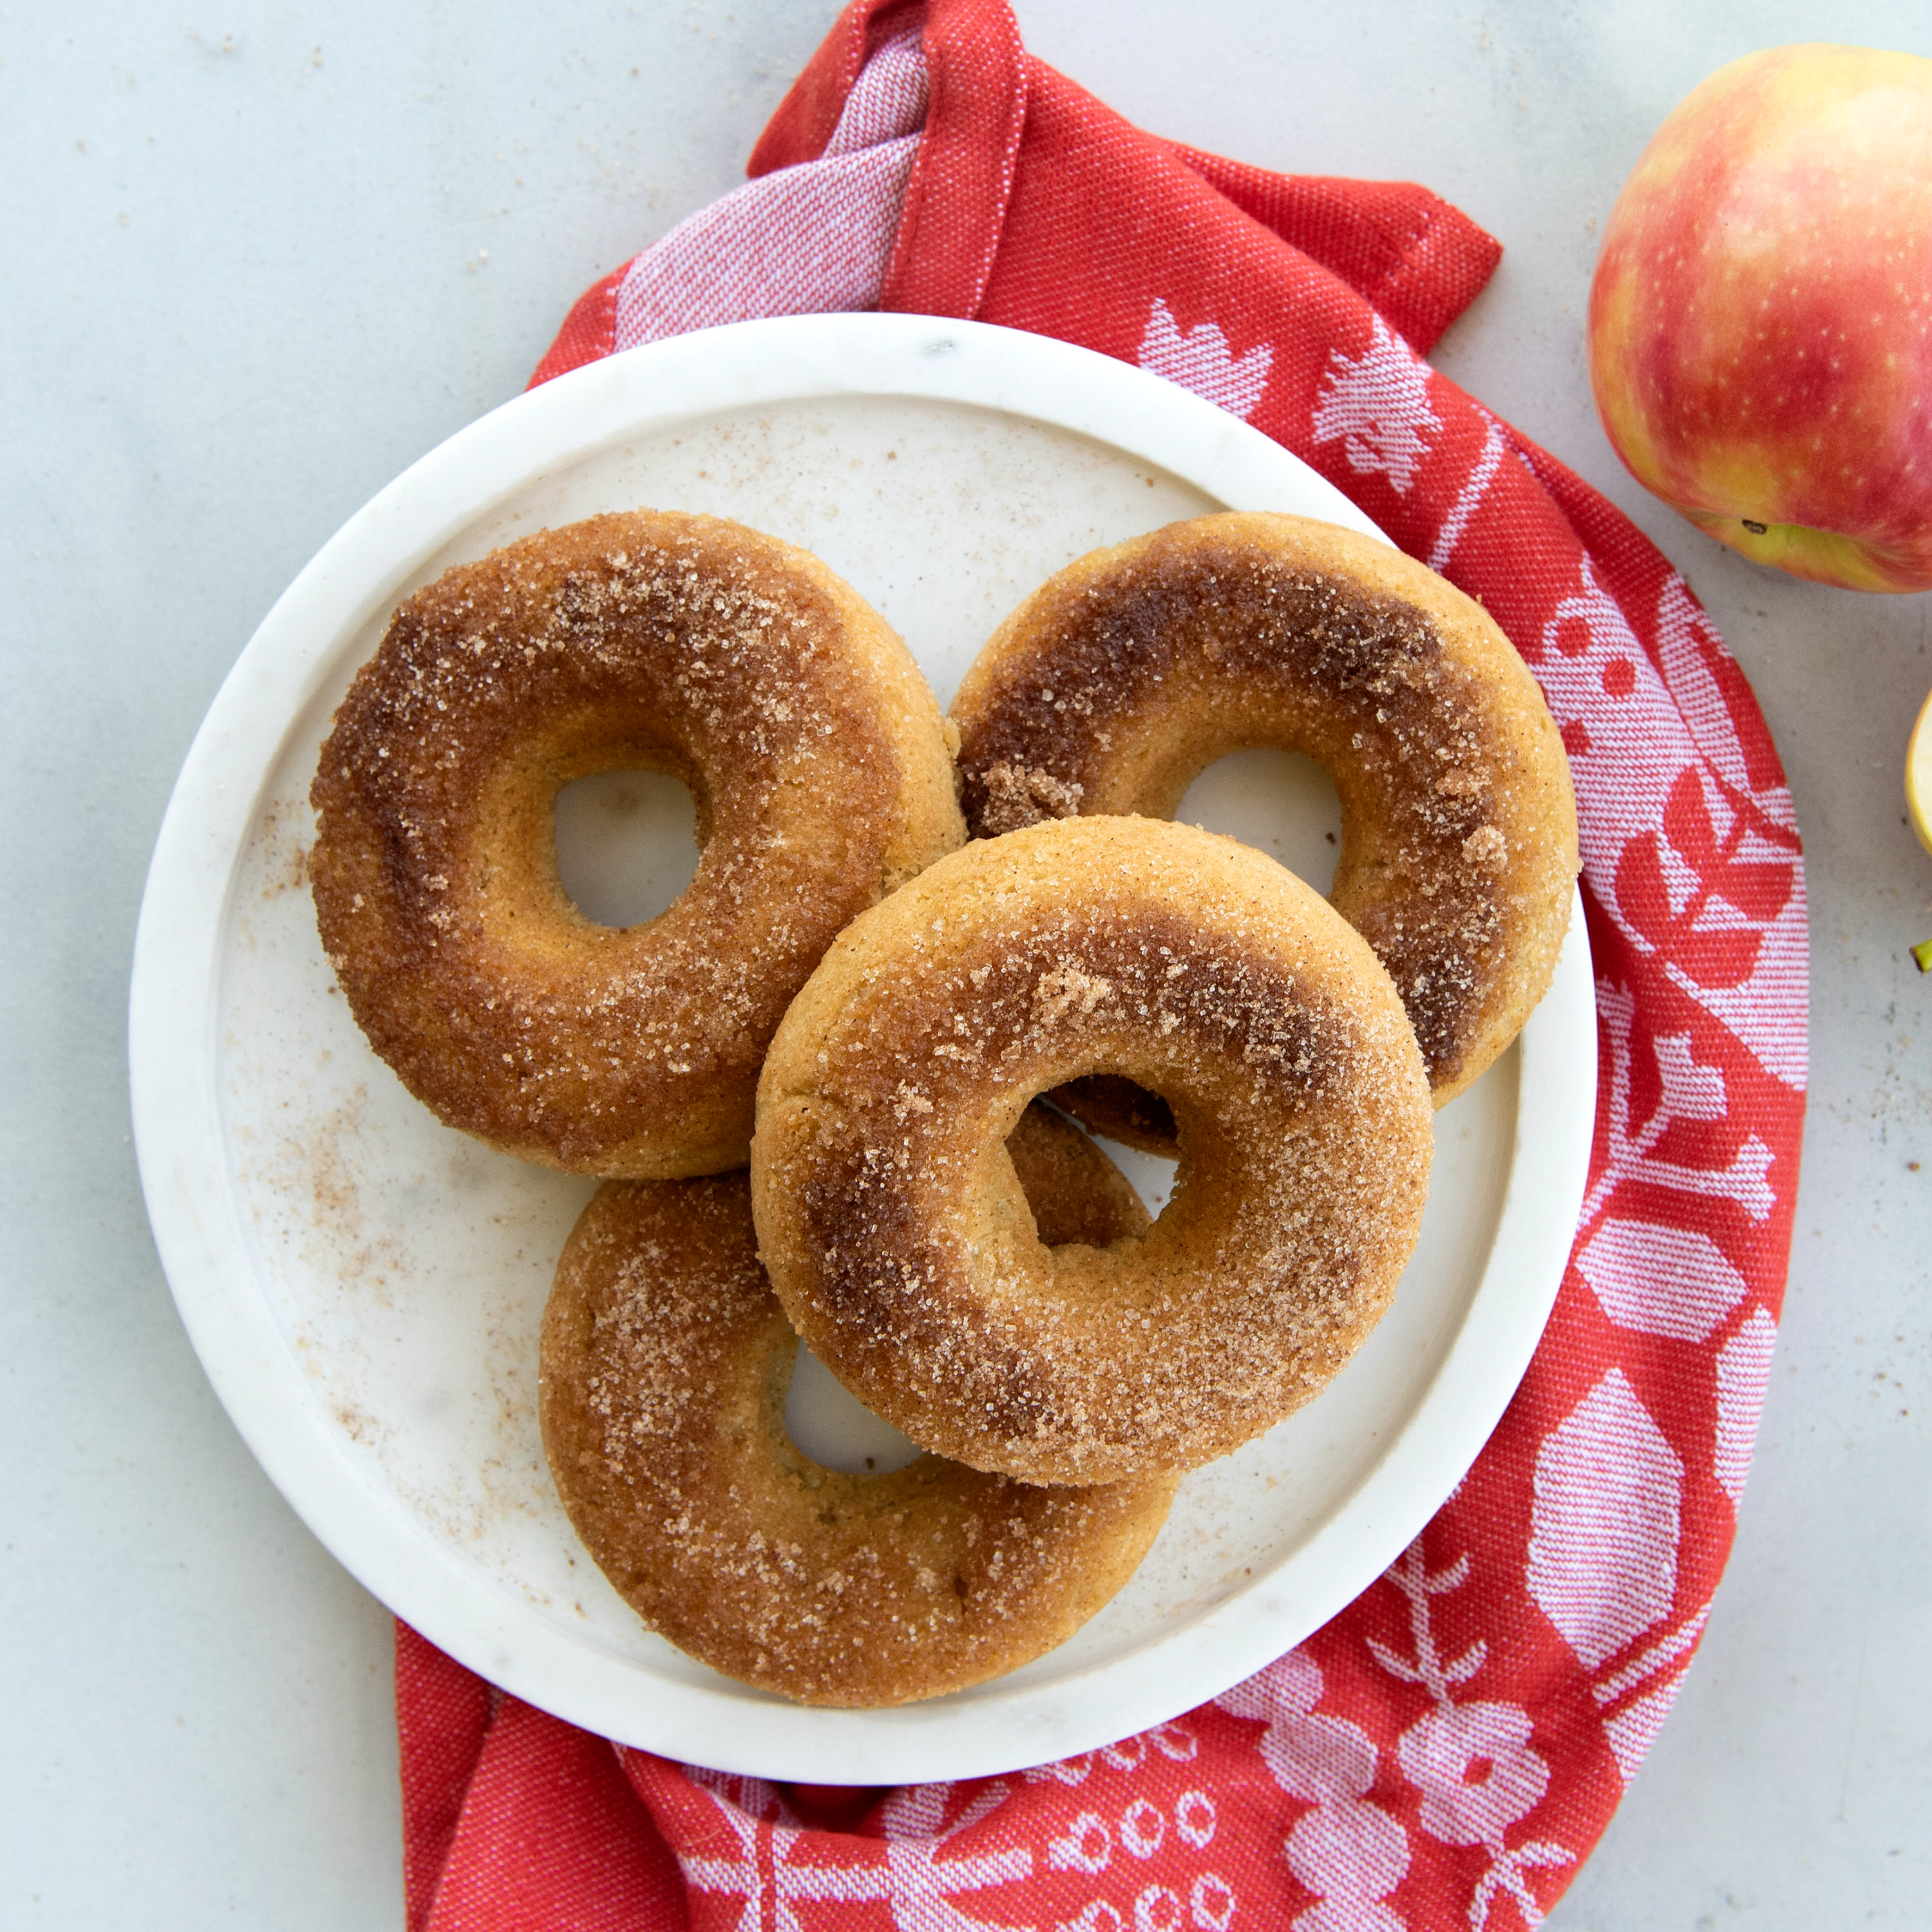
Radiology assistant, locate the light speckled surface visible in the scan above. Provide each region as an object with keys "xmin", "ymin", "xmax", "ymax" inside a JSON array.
[{"xmin": 5, "ymin": 1, "xmax": 1929, "ymax": 1924}]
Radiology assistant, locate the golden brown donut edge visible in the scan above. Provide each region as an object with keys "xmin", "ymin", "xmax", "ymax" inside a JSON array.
[
  {"xmin": 539, "ymin": 1110, "xmax": 1173, "ymax": 1709},
  {"xmin": 950, "ymin": 511, "xmax": 1580, "ymax": 1112},
  {"xmin": 310, "ymin": 510, "xmax": 963, "ymax": 1178},
  {"xmin": 751, "ymin": 816, "xmax": 1435, "ymax": 1488}
]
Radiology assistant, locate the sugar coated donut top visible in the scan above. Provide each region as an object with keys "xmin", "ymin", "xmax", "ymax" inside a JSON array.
[
  {"xmin": 951, "ymin": 512, "xmax": 1578, "ymax": 1106},
  {"xmin": 540, "ymin": 1108, "xmax": 1173, "ymax": 1707},
  {"xmin": 752, "ymin": 817, "xmax": 1434, "ymax": 1486},
  {"xmin": 310, "ymin": 510, "xmax": 963, "ymax": 1177}
]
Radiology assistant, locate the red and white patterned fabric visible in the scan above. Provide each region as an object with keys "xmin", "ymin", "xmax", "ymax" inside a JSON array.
[{"xmin": 406, "ymin": 4, "xmax": 1808, "ymax": 1925}]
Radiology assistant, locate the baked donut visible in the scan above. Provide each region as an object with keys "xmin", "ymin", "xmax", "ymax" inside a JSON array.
[
  {"xmin": 951, "ymin": 513, "xmax": 1578, "ymax": 1128},
  {"xmin": 539, "ymin": 1104, "xmax": 1173, "ymax": 1707},
  {"xmin": 310, "ymin": 511, "xmax": 963, "ymax": 1177},
  {"xmin": 752, "ymin": 816, "xmax": 1434, "ymax": 1487}
]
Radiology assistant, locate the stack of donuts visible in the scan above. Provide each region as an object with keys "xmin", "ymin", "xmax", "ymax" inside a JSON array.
[{"xmin": 310, "ymin": 506, "xmax": 1578, "ymax": 1707}]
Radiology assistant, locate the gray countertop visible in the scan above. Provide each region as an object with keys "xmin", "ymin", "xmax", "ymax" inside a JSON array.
[{"xmin": 5, "ymin": 3, "xmax": 1928, "ymax": 1924}]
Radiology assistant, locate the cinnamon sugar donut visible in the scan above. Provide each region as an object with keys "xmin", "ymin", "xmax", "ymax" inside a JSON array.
[
  {"xmin": 951, "ymin": 513, "xmax": 1578, "ymax": 1124},
  {"xmin": 752, "ymin": 816, "xmax": 1434, "ymax": 1488},
  {"xmin": 539, "ymin": 1105, "xmax": 1173, "ymax": 1707},
  {"xmin": 310, "ymin": 511, "xmax": 963, "ymax": 1177}
]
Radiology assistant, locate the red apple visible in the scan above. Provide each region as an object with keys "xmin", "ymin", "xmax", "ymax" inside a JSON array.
[{"xmin": 1587, "ymin": 44, "xmax": 1932, "ymax": 592}]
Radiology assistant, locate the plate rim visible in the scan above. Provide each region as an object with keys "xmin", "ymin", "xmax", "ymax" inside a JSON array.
[{"xmin": 129, "ymin": 312, "xmax": 1595, "ymax": 1784}]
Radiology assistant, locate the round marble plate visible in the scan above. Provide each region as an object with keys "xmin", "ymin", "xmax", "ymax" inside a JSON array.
[{"xmin": 129, "ymin": 314, "xmax": 1594, "ymax": 1784}]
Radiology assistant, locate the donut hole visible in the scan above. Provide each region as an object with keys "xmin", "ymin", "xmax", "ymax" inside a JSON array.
[
  {"xmin": 553, "ymin": 767, "xmax": 701, "ymax": 928},
  {"xmin": 1083, "ymin": 1133, "xmax": 1179, "ymax": 1220},
  {"xmin": 784, "ymin": 1341, "xmax": 924, "ymax": 1475},
  {"xmin": 1177, "ymin": 747, "xmax": 1343, "ymax": 896}
]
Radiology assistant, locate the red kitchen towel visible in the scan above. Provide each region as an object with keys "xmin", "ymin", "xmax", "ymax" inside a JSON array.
[{"xmin": 401, "ymin": 4, "xmax": 1808, "ymax": 1926}]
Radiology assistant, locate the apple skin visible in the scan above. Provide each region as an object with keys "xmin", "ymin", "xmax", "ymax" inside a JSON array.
[{"xmin": 1588, "ymin": 44, "xmax": 1932, "ymax": 592}]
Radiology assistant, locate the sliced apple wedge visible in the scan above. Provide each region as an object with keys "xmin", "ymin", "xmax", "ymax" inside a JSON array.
[
  {"xmin": 1911, "ymin": 689, "xmax": 1932, "ymax": 860},
  {"xmin": 1909, "ymin": 688, "xmax": 1932, "ymax": 971}
]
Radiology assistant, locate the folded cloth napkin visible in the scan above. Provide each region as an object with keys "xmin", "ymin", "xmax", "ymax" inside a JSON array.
[{"xmin": 400, "ymin": 5, "xmax": 1808, "ymax": 1926}]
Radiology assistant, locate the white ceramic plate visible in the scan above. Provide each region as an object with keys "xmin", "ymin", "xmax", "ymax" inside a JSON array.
[{"xmin": 129, "ymin": 314, "xmax": 1594, "ymax": 1785}]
